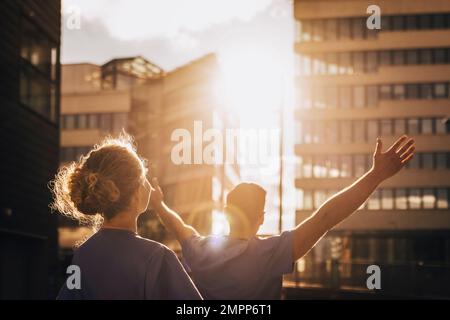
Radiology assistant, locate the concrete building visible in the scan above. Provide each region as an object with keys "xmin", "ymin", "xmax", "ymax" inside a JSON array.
[
  {"xmin": 291, "ymin": 0, "xmax": 450, "ymax": 298},
  {"xmin": 0, "ymin": 0, "xmax": 61, "ymax": 298}
]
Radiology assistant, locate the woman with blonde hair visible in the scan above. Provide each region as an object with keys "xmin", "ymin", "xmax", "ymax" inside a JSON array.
[{"xmin": 50, "ymin": 133, "xmax": 201, "ymax": 300}]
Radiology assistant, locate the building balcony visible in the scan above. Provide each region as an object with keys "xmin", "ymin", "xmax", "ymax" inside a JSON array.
[
  {"xmin": 295, "ymin": 99, "xmax": 450, "ymax": 120},
  {"xmin": 295, "ymin": 135, "xmax": 450, "ymax": 155},
  {"xmin": 295, "ymin": 208, "xmax": 450, "ymax": 231},
  {"xmin": 296, "ymin": 64, "xmax": 450, "ymax": 86},
  {"xmin": 295, "ymin": 30, "xmax": 450, "ymax": 54}
]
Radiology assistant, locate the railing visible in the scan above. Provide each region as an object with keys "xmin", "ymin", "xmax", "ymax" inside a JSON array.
[{"xmin": 284, "ymin": 260, "xmax": 450, "ymax": 298}]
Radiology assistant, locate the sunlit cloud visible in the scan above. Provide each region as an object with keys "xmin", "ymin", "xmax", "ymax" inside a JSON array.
[{"xmin": 63, "ymin": 0, "xmax": 272, "ymax": 41}]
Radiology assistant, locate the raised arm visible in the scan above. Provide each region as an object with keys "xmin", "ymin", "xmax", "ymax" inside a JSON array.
[
  {"xmin": 292, "ymin": 135, "xmax": 415, "ymax": 261},
  {"xmin": 149, "ymin": 178, "xmax": 199, "ymax": 242}
]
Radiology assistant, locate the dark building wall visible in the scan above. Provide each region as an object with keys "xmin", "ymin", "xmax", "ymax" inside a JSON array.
[{"xmin": 0, "ymin": 0, "xmax": 61, "ymax": 299}]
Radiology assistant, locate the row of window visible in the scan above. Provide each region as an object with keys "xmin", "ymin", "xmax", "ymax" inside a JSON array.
[
  {"xmin": 296, "ymin": 152, "xmax": 450, "ymax": 179},
  {"xmin": 296, "ymin": 13, "xmax": 450, "ymax": 43},
  {"xmin": 20, "ymin": 17, "xmax": 59, "ymax": 123},
  {"xmin": 297, "ymin": 48, "xmax": 450, "ymax": 76},
  {"xmin": 296, "ymin": 118, "xmax": 449, "ymax": 145},
  {"xmin": 60, "ymin": 113, "xmax": 128, "ymax": 132},
  {"xmin": 297, "ymin": 82, "xmax": 450, "ymax": 109},
  {"xmin": 297, "ymin": 188, "xmax": 450, "ymax": 211},
  {"xmin": 60, "ymin": 146, "xmax": 91, "ymax": 162}
]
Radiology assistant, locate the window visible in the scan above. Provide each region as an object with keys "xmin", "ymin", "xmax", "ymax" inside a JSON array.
[
  {"xmin": 303, "ymin": 190, "xmax": 313, "ymax": 210},
  {"xmin": 302, "ymin": 156, "xmax": 313, "ymax": 178},
  {"xmin": 419, "ymin": 15, "xmax": 432, "ymax": 30},
  {"xmin": 434, "ymin": 49, "xmax": 447, "ymax": 64},
  {"xmin": 405, "ymin": 15, "xmax": 417, "ymax": 30},
  {"xmin": 313, "ymin": 156, "xmax": 327, "ymax": 178},
  {"xmin": 393, "ymin": 85, "xmax": 405, "ymax": 100},
  {"xmin": 380, "ymin": 85, "xmax": 392, "ymax": 100},
  {"xmin": 313, "ymin": 54, "xmax": 326, "ymax": 75},
  {"xmin": 380, "ymin": 119, "xmax": 392, "ymax": 136},
  {"xmin": 354, "ymin": 155, "xmax": 366, "ymax": 177},
  {"xmin": 340, "ymin": 120, "xmax": 352, "ymax": 143},
  {"xmin": 65, "ymin": 115, "xmax": 75, "ymax": 130},
  {"xmin": 406, "ymin": 50, "xmax": 419, "ymax": 64},
  {"xmin": 326, "ymin": 86, "xmax": 338, "ymax": 108},
  {"xmin": 339, "ymin": 52, "xmax": 352, "ymax": 74},
  {"xmin": 409, "ymin": 188, "xmax": 421, "ymax": 209},
  {"xmin": 392, "ymin": 16, "xmax": 405, "ymax": 30},
  {"xmin": 301, "ymin": 21, "xmax": 312, "ymax": 42},
  {"xmin": 353, "ymin": 86, "xmax": 366, "ymax": 108},
  {"xmin": 436, "ymin": 153, "xmax": 448, "ymax": 170},
  {"xmin": 422, "ymin": 189, "xmax": 435, "ymax": 209},
  {"xmin": 381, "ymin": 15, "xmax": 392, "ymax": 30},
  {"xmin": 419, "ymin": 49, "xmax": 432, "ymax": 64},
  {"xmin": 314, "ymin": 190, "xmax": 327, "ymax": 209},
  {"xmin": 312, "ymin": 20, "xmax": 324, "ymax": 42},
  {"xmin": 433, "ymin": 14, "xmax": 446, "ymax": 29},
  {"xmin": 395, "ymin": 189, "xmax": 408, "ymax": 209},
  {"xmin": 437, "ymin": 188, "xmax": 449, "ymax": 209},
  {"xmin": 100, "ymin": 114, "xmax": 112, "ymax": 132},
  {"xmin": 407, "ymin": 118, "xmax": 420, "ymax": 135},
  {"xmin": 340, "ymin": 155, "xmax": 352, "ymax": 177},
  {"xmin": 435, "ymin": 118, "xmax": 448, "ymax": 134},
  {"xmin": 326, "ymin": 53, "xmax": 338, "ymax": 74},
  {"xmin": 381, "ymin": 189, "xmax": 394, "ymax": 210},
  {"xmin": 380, "ymin": 51, "xmax": 392, "ymax": 66},
  {"xmin": 394, "ymin": 119, "xmax": 406, "ymax": 135},
  {"xmin": 422, "ymin": 153, "xmax": 434, "ymax": 169},
  {"xmin": 353, "ymin": 120, "xmax": 365, "ymax": 142},
  {"xmin": 301, "ymin": 55, "xmax": 312, "ymax": 76},
  {"xmin": 339, "ymin": 19, "xmax": 351, "ymax": 39},
  {"xmin": 353, "ymin": 52, "xmax": 365, "ymax": 73},
  {"xmin": 339, "ymin": 86, "xmax": 352, "ymax": 108},
  {"xmin": 368, "ymin": 190, "xmax": 381, "ymax": 210},
  {"xmin": 88, "ymin": 114, "xmax": 98, "ymax": 129},
  {"xmin": 407, "ymin": 151, "xmax": 420, "ymax": 169},
  {"xmin": 328, "ymin": 155, "xmax": 340, "ymax": 178},
  {"xmin": 420, "ymin": 84, "xmax": 433, "ymax": 99},
  {"xmin": 367, "ymin": 85, "xmax": 378, "ymax": 107},
  {"xmin": 313, "ymin": 86, "xmax": 326, "ymax": 108},
  {"xmin": 20, "ymin": 18, "xmax": 59, "ymax": 123},
  {"xmin": 406, "ymin": 84, "xmax": 419, "ymax": 99},
  {"xmin": 352, "ymin": 18, "xmax": 365, "ymax": 39},
  {"xmin": 367, "ymin": 120, "xmax": 379, "ymax": 141},
  {"xmin": 325, "ymin": 19, "xmax": 338, "ymax": 40},
  {"xmin": 366, "ymin": 52, "xmax": 378, "ymax": 72},
  {"xmin": 78, "ymin": 114, "xmax": 87, "ymax": 129},
  {"xmin": 421, "ymin": 118, "xmax": 433, "ymax": 134},
  {"xmin": 434, "ymin": 83, "xmax": 447, "ymax": 98},
  {"xmin": 325, "ymin": 121, "xmax": 339, "ymax": 143},
  {"xmin": 393, "ymin": 50, "xmax": 405, "ymax": 65}
]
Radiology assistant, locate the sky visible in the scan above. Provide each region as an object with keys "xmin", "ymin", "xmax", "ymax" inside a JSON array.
[
  {"xmin": 61, "ymin": 0, "xmax": 294, "ymax": 71},
  {"xmin": 61, "ymin": 0, "xmax": 297, "ymax": 233}
]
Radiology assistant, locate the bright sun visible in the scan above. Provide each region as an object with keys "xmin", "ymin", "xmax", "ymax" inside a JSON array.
[{"xmin": 217, "ymin": 47, "xmax": 291, "ymax": 125}]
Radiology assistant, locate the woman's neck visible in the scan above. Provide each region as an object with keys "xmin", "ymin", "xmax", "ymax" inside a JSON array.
[{"xmin": 102, "ymin": 211, "xmax": 138, "ymax": 234}]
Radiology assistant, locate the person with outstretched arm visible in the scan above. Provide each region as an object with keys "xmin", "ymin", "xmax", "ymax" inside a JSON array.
[{"xmin": 150, "ymin": 135, "xmax": 415, "ymax": 299}]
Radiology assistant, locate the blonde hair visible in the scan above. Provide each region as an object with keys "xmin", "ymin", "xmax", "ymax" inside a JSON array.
[{"xmin": 49, "ymin": 133, "xmax": 147, "ymax": 228}]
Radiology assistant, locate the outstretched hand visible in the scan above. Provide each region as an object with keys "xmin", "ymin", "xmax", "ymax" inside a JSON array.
[
  {"xmin": 372, "ymin": 135, "xmax": 415, "ymax": 182},
  {"xmin": 149, "ymin": 177, "xmax": 164, "ymax": 208}
]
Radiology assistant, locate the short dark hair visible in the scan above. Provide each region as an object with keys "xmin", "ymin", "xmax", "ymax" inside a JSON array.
[{"xmin": 226, "ymin": 182, "xmax": 266, "ymax": 219}]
